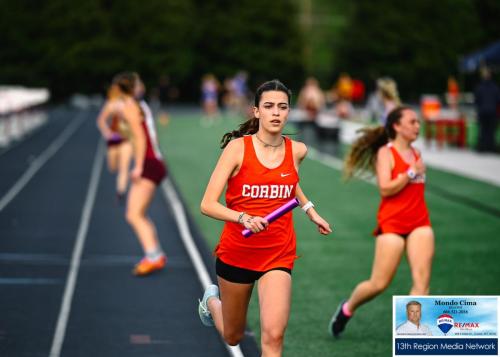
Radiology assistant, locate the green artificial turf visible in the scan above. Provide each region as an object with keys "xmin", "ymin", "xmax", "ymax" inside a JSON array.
[{"xmin": 158, "ymin": 113, "xmax": 500, "ymax": 357}]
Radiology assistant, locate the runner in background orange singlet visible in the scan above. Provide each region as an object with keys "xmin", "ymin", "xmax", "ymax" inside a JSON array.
[{"xmin": 329, "ymin": 106, "xmax": 434, "ymax": 339}]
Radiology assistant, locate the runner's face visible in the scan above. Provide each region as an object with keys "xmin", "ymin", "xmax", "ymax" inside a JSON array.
[
  {"xmin": 254, "ymin": 91, "xmax": 289, "ymax": 134},
  {"xmin": 407, "ymin": 305, "xmax": 421, "ymax": 324},
  {"xmin": 395, "ymin": 109, "xmax": 420, "ymax": 142}
]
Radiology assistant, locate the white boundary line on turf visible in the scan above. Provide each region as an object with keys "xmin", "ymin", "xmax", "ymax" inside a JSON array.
[
  {"xmin": 306, "ymin": 146, "xmax": 343, "ymax": 170},
  {"xmin": 161, "ymin": 179, "xmax": 245, "ymax": 357},
  {"xmin": 306, "ymin": 146, "xmax": 376, "ymax": 186},
  {"xmin": 0, "ymin": 113, "xmax": 85, "ymax": 213},
  {"xmin": 49, "ymin": 140, "xmax": 104, "ymax": 357}
]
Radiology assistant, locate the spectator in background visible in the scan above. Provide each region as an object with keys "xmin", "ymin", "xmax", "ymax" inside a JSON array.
[
  {"xmin": 221, "ymin": 78, "xmax": 233, "ymax": 114},
  {"xmin": 232, "ymin": 71, "xmax": 250, "ymax": 117},
  {"xmin": 335, "ymin": 100, "xmax": 354, "ymax": 119},
  {"xmin": 297, "ymin": 77, "xmax": 326, "ymax": 122},
  {"xmin": 336, "ymin": 73, "xmax": 353, "ymax": 101},
  {"xmin": 328, "ymin": 74, "xmax": 354, "ymax": 119},
  {"xmin": 446, "ymin": 76, "xmax": 460, "ymax": 111},
  {"xmin": 474, "ymin": 66, "xmax": 500, "ymax": 153},
  {"xmin": 377, "ymin": 77, "xmax": 401, "ymax": 125},
  {"xmin": 201, "ymin": 74, "xmax": 221, "ymax": 127},
  {"xmin": 365, "ymin": 82, "xmax": 385, "ymax": 123},
  {"xmin": 351, "ymin": 79, "xmax": 366, "ymax": 103}
]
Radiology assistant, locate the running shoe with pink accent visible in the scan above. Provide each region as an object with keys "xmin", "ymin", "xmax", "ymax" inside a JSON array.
[{"xmin": 329, "ymin": 300, "xmax": 351, "ymax": 338}]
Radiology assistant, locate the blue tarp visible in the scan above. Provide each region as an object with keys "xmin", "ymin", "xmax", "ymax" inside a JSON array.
[{"xmin": 459, "ymin": 40, "xmax": 500, "ymax": 72}]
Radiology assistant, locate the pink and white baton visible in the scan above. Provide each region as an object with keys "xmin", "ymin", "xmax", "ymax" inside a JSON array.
[{"xmin": 242, "ymin": 198, "xmax": 300, "ymax": 238}]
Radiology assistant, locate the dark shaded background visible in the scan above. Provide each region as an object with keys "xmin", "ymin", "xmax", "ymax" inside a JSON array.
[{"xmin": 1, "ymin": 0, "xmax": 499, "ymax": 100}]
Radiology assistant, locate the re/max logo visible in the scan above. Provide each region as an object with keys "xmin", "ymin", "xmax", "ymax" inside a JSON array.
[{"xmin": 454, "ymin": 322, "xmax": 480, "ymax": 328}]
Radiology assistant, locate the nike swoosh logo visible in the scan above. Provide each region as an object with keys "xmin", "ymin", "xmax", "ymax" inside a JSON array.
[{"xmin": 281, "ymin": 173, "xmax": 291, "ymax": 177}]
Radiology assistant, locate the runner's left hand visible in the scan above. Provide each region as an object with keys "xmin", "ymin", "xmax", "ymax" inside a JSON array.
[
  {"xmin": 309, "ymin": 212, "xmax": 332, "ymax": 235},
  {"xmin": 131, "ymin": 166, "xmax": 142, "ymax": 181}
]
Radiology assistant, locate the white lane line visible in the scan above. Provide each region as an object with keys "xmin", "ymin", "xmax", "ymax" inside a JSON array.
[
  {"xmin": 0, "ymin": 278, "xmax": 62, "ymax": 285},
  {"xmin": 161, "ymin": 179, "xmax": 245, "ymax": 357},
  {"xmin": 49, "ymin": 140, "xmax": 104, "ymax": 357},
  {"xmin": 306, "ymin": 146, "xmax": 343, "ymax": 170},
  {"xmin": 0, "ymin": 114, "xmax": 85, "ymax": 213}
]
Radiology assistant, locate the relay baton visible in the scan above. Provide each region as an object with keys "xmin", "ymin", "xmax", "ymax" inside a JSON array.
[{"xmin": 242, "ymin": 198, "xmax": 300, "ymax": 238}]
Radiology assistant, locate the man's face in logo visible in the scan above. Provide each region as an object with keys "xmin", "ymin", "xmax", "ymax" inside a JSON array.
[{"xmin": 407, "ymin": 304, "xmax": 421, "ymax": 325}]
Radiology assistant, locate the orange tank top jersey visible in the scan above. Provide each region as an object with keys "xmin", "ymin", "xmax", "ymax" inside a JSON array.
[
  {"xmin": 376, "ymin": 143, "xmax": 431, "ymax": 235},
  {"xmin": 215, "ymin": 135, "xmax": 299, "ymax": 271}
]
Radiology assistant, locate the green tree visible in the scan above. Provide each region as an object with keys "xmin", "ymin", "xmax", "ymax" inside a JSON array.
[
  {"xmin": 333, "ymin": 0, "xmax": 484, "ymax": 99},
  {"xmin": 294, "ymin": 0, "xmax": 353, "ymax": 88},
  {"xmin": 0, "ymin": 0, "xmax": 197, "ymax": 98},
  {"xmin": 191, "ymin": 0, "xmax": 305, "ymax": 94},
  {"xmin": 472, "ymin": 0, "xmax": 500, "ymax": 44}
]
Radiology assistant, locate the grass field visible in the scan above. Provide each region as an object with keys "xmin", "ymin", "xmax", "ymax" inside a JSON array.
[{"xmin": 158, "ymin": 112, "xmax": 500, "ymax": 357}]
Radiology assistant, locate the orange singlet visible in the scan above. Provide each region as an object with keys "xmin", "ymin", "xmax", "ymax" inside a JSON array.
[
  {"xmin": 375, "ymin": 143, "xmax": 431, "ymax": 236},
  {"xmin": 215, "ymin": 135, "xmax": 299, "ymax": 271}
]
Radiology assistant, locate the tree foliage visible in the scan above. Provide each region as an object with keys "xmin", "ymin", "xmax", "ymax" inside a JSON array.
[
  {"xmin": 0, "ymin": 0, "xmax": 303, "ymax": 99},
  {"xmin": 332, "ymin": 0, "xmax": 495, "ymax": 98},
  {"xmin": 0, "ymin": 0, "xmax": 498, "ymax": 100},
  {"xmin": 186, "ymin": 0, "xmax": 305, "ymax": 96}
]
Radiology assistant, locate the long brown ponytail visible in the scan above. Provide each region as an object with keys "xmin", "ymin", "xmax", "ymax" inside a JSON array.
[
  {"xmin": 112, "ymin": 71, "xmax": 146, "ymax": 118},
  {"xmin": 220, "ymin": 79, "xmax": 291, "ymax": 148},
  {"xmin": 220, "ymin": 117, "xmax": 259, "ymax": 148},
  {"xmin": 344, "ymin": 106, "xmax": 411, "ymax": 179},
  {"xmin": 112, "ymin": 72, "xmax": 139, "ymax": 96},
  {"xmin": 344, "ymin": 126, "xmax": 388, "ymax": 179}
]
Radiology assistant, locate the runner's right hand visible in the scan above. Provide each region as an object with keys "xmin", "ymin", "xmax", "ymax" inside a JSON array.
[{"xmin": 243, "ymin": 215, "xmax": 269, "ymax": 234}]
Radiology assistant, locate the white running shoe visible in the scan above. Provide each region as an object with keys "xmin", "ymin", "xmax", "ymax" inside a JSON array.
[{"xmin": 198, "ymin": 284, "xmax": 219, "ymax": 327}]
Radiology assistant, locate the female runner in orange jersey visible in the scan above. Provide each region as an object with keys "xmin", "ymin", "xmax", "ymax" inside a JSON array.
[
  {"xmin": 198, "ymin": 79, "xmax": 332, "ymax": 356},
  {"xmin": 329, "ymin": 106, "xmax": 434, "ymax": 338}
]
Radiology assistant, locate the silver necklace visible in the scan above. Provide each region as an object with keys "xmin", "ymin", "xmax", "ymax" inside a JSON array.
[{"xmin": 254, "ymin": 134, "xmax": 284, "ymax": 148}]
